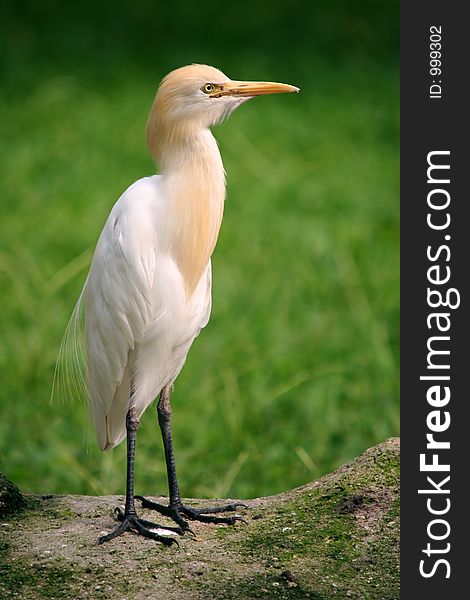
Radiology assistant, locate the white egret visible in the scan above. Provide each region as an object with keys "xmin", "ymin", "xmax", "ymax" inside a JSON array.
[{"xmin": 56, "ymin": 64, "xmax": 299, "ymax": 544}]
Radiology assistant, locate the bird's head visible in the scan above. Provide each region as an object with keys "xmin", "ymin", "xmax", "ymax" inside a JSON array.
[{"xmin": 147, "ymin": 64, "xmax": 299, "ymax": 161}]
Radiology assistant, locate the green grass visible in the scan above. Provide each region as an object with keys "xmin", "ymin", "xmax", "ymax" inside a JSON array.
[{"xmin": 0, "ymin": 1, "xmax": 399, "ymax": 500}]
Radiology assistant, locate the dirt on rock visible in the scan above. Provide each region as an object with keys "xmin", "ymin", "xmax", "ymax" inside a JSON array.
[{"xmin": 0, "ymin": 438, "xmax": 400, "ymax": 600}]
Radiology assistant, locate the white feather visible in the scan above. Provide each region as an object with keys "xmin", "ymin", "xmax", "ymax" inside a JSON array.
[{"xmin": 55, "ymin": 175, "xmax": 213, "ymax": 450}]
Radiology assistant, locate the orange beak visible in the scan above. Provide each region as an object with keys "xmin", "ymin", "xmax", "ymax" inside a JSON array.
[{"xmin": 211, "ymin": 80, "xmax": 300, "ymax": 98}]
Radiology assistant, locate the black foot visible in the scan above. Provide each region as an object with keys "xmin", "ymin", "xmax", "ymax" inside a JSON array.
[
  {"xmin": 135, "ymin": 496, "xmax": 248, "ymax": 531},
  {"xmin": 98, "ymin": 507, "xmax": 182, "ymax": 545}
]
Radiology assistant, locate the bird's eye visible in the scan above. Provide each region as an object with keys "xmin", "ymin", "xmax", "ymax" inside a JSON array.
[{"xmin": 202, "ymin": 83, "xmax": 215, "ymax": 94}]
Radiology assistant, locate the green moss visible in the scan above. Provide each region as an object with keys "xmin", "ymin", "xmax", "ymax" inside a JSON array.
[
  {"xmin": 219, "ymin": 443, "xmax": 400, "ymax": 599},
  {"xmin": 363, "ymin": 496, "xmax": 400, "ymax": 598},
  {"xmin": 0, "ymin": 556, "xmax": 136, "ymax": 600},
  {"xmin": 199, "ymin": 572, "xmax": 328, "ymax": 600},
  {"xmin": 375, "ymin": 449, "xmax": 400, "ymax": 485},
  {"xmin": 215, "ymin": 526, "xmax": 233, "ymax": 540},
  {"xmin": 6, "ymin": 496, "xmax": 81, "ymax": 530},
  {"xmin": 0, "ymin": 560, "xmax": 75, "ymax": 599},
  {"xmin": 240, "ymin": 489, "xmax": 353, "ymax": 562}
]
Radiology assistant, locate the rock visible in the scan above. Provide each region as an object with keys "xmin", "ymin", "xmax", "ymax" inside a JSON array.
[
  {"xmin": 0, "ymin": 438, "xmax": 400, "ymax": 599},
  {"xmin": 0, "ymin": 473, "xmax": 25, "ymax": 517}
]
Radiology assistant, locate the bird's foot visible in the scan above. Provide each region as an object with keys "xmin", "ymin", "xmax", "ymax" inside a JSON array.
[
  {"xmin": 98, "ymin": 507, "xmax": 182, "ymax": 545},
  {"xmin": 135, "ymin": 496, "xmax": 248, "ymax": 532}
]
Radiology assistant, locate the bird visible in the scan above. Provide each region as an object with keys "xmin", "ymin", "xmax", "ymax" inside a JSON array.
[{"xmin": 55, "ymin": 64, "xmax": 299, "ymax": 545}]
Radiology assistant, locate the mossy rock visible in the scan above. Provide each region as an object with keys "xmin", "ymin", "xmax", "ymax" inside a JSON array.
[
  {"xmin": 0, "ymin": 438, "xmax": 399, "ymax": 599},
  {"xmin": 0, "ymin": 473, "xmax": 25, "ymax": 518}
]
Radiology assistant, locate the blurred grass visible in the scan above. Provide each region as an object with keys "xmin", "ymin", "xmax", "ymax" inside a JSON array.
[{"xmin": 0, "ymin": 0, "xmax": 399, "ymax": 499}]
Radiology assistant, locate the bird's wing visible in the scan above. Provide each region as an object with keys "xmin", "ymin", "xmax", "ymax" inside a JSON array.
[{"xmin": 53, "ymin": 177, "xmax": 160, "ymax": 449}]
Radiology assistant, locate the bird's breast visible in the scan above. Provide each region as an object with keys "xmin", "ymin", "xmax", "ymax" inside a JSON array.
[{"xmin": 161, "ymin": 170, "xmax": 225, "ymax": 296}]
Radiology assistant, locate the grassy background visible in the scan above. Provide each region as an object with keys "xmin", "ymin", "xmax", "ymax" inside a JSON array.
[{"xmin": 0, "ymin": 0, "xmax": 399, "ymax": 499}]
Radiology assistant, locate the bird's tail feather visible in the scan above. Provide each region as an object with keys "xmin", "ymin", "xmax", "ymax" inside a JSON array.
[{"xmin": 51, "ymin": 285, "xmax": 89, "ymax": 407}]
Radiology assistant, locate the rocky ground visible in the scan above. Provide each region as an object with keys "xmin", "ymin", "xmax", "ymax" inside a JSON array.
[{"xmin": 0, "ymin": 438, "xmax": 399, "ymax": 599}]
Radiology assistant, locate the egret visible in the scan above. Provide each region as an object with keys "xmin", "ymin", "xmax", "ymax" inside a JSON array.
[{"xmin": 56, "ymin": 64, "xmax": 299, "ymax": 545}]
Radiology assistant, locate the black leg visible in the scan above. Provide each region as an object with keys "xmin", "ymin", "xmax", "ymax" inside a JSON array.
[
  {"xmin": 158, "ymin": 385, "xmax": 182, "ymax": 507},
  {"xmin": 124, "ymin": 406, "xmax": 139, "ymax": 516},
  {"xmin": 98, "ymin": 387, "xmax": 180, "ymax": 545},
  {"xmin": 135, "ymin": 385, "xmax": 248, "ymax": 531}
]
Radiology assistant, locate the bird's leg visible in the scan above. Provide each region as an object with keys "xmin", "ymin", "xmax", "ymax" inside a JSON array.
[
  {"xmin": 135, "ymin": 385, "xmax": 248, "ymax": 532},
  {"xmin": 159, "ymin": 384, "xmax": 182, "ymax": 507},
  {"xmin": 98, "ymin": 393, "xmax": 181, "ymax": 545},
  {"xmin": 124, "ymin": 406, "xmax": 139, "ymax": 516}
]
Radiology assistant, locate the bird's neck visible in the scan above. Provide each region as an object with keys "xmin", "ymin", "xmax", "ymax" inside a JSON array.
[{"xmin": 159, "ymin": 128, "xmax": 226, "ymax": 296}]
